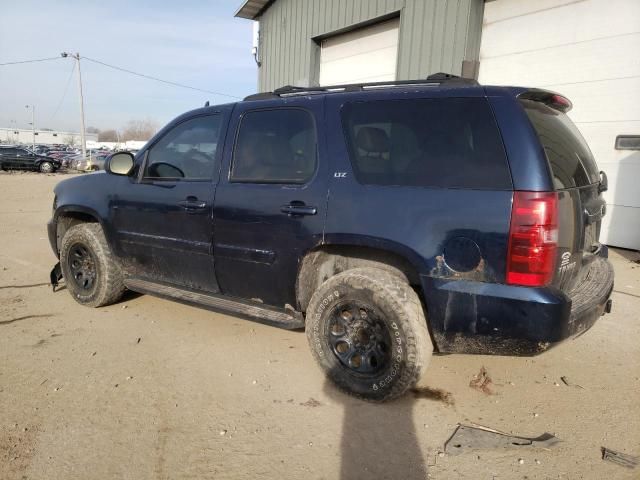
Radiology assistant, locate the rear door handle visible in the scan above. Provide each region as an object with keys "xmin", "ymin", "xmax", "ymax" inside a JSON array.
[{"xmin": 280, "ymin": 203, "xmax": 317, "ymax": 216}]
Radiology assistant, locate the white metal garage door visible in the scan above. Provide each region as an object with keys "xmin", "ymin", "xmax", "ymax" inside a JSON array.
[
  {"xmin": 478, "ymin": 0, "xmax": 640, "ymax": 250},
  {"xmin": 319, "ymin": 18, "xmax": 399, "ymax": 86}
]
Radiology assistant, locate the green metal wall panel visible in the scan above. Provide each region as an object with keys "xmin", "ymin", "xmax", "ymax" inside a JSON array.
[{"xmin": 256, "ymin": 0, "xmax": 484, "ymax": 92}]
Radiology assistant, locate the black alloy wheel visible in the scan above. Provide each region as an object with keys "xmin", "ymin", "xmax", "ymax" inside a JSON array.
[
  {"xmin": 67, "ymin": 242, "xmax": 98, "ymax": 292},
  {"xmin": 327, "ymin": 302, "xmax": 392, "ymax": 375}
]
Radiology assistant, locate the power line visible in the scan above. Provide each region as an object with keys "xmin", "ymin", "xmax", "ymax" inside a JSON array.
[
  {"xmin": 81, "ymin": 55, "xmax": 241, "ymax": 99},
  {"xmin": 49, "ymin": 62, "xmax": 76, "ymax": 123},
  {"xmin": 0, "ymin": 56, "xmax": 62, "ymax": 66}
]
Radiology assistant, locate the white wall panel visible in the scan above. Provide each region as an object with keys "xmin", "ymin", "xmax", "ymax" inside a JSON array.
[{"xmin": 479, "ymin": 0, "xmax": 640, "ymax": 249}]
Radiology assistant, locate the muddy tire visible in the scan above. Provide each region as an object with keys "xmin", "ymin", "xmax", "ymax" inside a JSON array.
[
  {"xmin": 305, "ymin": 267, "xmax": 432, "ymax": 402},
  {"xmin": 59, "ymin": 223, "xmax": 125, "ymax": 307},
  {"xmin": 39, "ymin": 161, "xmax": 53, "ymax": 173}
]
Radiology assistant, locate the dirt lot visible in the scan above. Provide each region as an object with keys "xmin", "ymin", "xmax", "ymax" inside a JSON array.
[{"xmin": 0, "ymin": 172, "xmax": 639, "ymax": 480}]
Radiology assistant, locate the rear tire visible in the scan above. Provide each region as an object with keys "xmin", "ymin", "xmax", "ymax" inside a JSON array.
[
  {"xmin": 306, "ymin": 267, "xmax": 432, "ymax": 402},
  {"xmin": 59, "ymin": 223, "xmax": 125, "ymax": 307},
  {"xmin": 39, "ymin": 161, "xmax": 53, "ymax": 173}
]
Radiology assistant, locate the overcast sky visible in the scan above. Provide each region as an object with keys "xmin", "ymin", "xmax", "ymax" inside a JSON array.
[{"xmin": 0, "ymin": 0, "xmax": 256, "ymax": 132}]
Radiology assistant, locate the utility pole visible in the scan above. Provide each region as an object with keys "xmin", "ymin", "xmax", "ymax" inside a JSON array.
[
  {"xmin": 25, "ymin": 105, "xmax": 35, "ymax": 152},
  {"xmin": 61, "ymin": 52, "xmax": 87, "ymax": 158}
]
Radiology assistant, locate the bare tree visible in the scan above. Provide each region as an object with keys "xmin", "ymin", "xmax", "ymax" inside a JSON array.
[
  {"xmin": 63, "ymin": 134, "xmax": 76, "ymax": 146},
  {"xmin": 98, "ymin": 129, "xmax": 119, "ymax": 142},
  {"xmin": 120, "ymin": 119, "xmax": 159, "ymax": 141},
  {"xmin": 86, "ymin": 126, "xmax": 100, "ymax": 134}
]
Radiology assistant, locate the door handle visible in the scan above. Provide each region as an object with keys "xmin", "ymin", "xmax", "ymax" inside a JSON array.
[
  {"xmin": 178, "ymin": 197, "xmax": 207, "ymax": 210},
  {"xmin": 280, "ymin": 203, "xmax": 317, "ymax": 216}
]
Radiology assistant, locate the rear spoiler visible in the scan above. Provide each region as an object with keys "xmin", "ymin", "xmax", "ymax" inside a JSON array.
[{"xmin": 517, "ymin": 89, "xmax": 573, "ymax": 113}]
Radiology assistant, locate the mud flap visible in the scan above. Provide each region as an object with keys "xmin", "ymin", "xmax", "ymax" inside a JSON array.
[{"xmin": 50, "ymin": 262, "xmax": 63, "ymax": 292}]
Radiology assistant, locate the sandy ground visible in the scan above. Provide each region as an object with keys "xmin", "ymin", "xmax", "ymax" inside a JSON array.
[{"xmin": 0, "ymin": 171, "xmax": 639, "ymax": 480}]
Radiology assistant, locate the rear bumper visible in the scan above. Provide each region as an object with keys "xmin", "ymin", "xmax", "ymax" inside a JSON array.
[{"xmin": 422, "ymin": 255, "xmax": 614, "ymax": 356}]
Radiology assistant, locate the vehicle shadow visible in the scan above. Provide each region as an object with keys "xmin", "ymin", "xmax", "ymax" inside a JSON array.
[{"xmin": 324, "ymin": 377, "xmax": 428, "ymax": 480}]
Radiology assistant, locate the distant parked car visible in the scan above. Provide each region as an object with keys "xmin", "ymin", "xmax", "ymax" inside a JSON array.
[
  {"xmin": 0, "ymin": 146, "xmax": 60, "ymax": 173},
  {"xmin": 88, "ymin": 154, "xmax": 110, "ymax": 170}
]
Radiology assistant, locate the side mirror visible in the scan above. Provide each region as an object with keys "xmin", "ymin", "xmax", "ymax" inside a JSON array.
[{"xmin": 107, "ymin": 152, "xmax": 134, "ymax": 176}]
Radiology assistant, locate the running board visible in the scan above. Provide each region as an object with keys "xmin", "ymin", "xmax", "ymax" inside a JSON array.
[{"xmin": 124, "ymin": 277, "xmax": 305, "ymax": 330}]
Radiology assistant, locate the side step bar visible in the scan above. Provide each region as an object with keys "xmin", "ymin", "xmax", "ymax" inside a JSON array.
[{"xmin": 124, "ymin": 277, "xmax": 305, "ymax": 330}]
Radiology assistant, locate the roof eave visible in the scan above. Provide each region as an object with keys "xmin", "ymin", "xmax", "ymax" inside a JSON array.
[{"xmin": 234, "ymin": 0, "xmax": 271, "ymax": 20}]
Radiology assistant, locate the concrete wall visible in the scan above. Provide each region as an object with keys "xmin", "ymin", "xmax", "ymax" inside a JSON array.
[{"xmin": 255, "ymin": 0, "xmax": 484, "ymax": 92}]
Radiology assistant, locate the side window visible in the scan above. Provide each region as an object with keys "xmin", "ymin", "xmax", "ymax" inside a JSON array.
[
  {"xmin": 144, "ymin": 115, "xmax": 221, "ymax": 180},
  {"xmin": 341, "ymin": 98, "xmax": 512, "ymax": 189},
  {"xmin": 231, "ymin": 109, "xmax": 317, "ymax": 184}
]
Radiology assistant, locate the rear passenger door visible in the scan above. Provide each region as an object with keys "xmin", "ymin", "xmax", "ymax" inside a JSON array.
[{"xmin": 213, "ymin": 97, "xmax": 328, "ymax": 308}]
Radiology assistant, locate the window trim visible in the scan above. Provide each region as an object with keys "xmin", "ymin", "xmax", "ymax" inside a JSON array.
[
  {"xmin": 229, "ymin": 106, "xmax": 319, "ymax": 185},
  {"xmin": 140, "ymin": 113, "xmax": 223, "ymax": 183}
]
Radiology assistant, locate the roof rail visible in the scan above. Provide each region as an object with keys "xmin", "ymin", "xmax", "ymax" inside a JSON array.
[{"xmin": 243, "ymin": 72, "xmax": 479, "ymax": 101}]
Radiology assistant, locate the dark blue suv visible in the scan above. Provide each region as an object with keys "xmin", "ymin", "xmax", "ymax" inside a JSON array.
[{"xmin": 47, "ymin": 75, "xmax": 614, "ymax": 401}]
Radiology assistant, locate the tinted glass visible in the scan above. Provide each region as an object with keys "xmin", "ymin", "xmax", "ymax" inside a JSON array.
[
  {"xmin": 144, "ymin": 115, "xmax": 221, "ymax": 180},
  {"xmin": 341, "ymin": 97, "xmax": 511, "ymax": 189},
  {"xmin": 231, "ymin": 109, "xmax": 316, "ymax": 184},
  {"xmin": 0, "ymin": 148, "xmax": 16, "ymax": 155},
  {"xmin": 520, "ymin": 99, "xmax": 599, "ymax": 189}
]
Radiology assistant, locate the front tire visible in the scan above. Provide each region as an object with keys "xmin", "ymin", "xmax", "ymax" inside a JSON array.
[
  {"xmin": 59, "ymin": 223, "xmax": 125, "ymax": 307},
  {"xmin": 306, "ymin": 267, "xmax": 432, "ymax": 402},
  {"xmin": 39, "ymin": 161, "xmax": 53, "ymax": 173}
]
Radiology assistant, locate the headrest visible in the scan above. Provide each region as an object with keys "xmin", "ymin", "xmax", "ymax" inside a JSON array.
[{"xmin": 356, "ymin": 127, "xmax": 390, "ymax": 153}]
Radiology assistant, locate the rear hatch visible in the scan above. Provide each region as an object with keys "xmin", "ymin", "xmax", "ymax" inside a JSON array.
[{"xmin": 519, "ymin": 94, "xmax": 605, "ymax": 293}]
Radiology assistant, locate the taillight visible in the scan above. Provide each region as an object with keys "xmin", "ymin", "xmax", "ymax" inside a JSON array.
[{"xmin": 506, "ymin": 191, "xmax": 558, "ymax": 287}]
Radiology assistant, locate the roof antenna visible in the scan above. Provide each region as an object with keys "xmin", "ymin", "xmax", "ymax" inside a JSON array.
[{"xmin": 204, "ymin": 100, "xmax": 210, "ymax": 107}]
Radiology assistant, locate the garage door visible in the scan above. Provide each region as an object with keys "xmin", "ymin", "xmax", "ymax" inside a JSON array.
[
  {"xmin": 319, "ymin": 18, "xmax": 399, "ymax": 86},
  {"xmin": 478, "ymin": 0, "xmax": 640, "ymax": 250}
]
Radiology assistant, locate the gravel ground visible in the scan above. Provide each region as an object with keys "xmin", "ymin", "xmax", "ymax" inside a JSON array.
[{"xmin": 1, "ymin": 172, "xmax": 639, "ymax": 480}]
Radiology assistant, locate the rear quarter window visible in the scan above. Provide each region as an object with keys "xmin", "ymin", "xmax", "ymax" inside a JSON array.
[
  {"xmin": 340, "ymin": 97, "xmax": 512, "ymax": 189},
  {"xmin": 520, "ymin": 99, "xmax": 599, "ymax": 189}
]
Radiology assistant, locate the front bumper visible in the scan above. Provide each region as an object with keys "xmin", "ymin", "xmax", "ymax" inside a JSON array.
[{"xmin": 422, "ymin": 255, "xmax": 614, "ymax": 356}]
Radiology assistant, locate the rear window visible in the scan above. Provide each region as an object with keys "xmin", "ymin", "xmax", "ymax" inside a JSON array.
[
  {"xmin": 341, "ymin": 97, "xmax": 511, "ymax": 189},
  {"xmin": 520, "ymin": 99, "xmax": 599, "ymax": 189}
]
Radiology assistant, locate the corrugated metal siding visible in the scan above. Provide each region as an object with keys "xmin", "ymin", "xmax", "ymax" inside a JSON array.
[{"xmin": 256, "ymin": 0, "xmax": 484, "ymax": 91}]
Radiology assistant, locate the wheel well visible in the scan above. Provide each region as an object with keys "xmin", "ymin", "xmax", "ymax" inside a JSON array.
[
  {"xmin": 296, "ymin": 245, "xmax": 421, "ymax": 313},
  {"xmin": 55, "ymin": 212, "xmax": 99, "ymax": 252}
]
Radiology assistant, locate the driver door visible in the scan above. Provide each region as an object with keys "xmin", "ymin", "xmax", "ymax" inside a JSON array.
[{"xmin": 111, "ymin": 112, "xmax": 227, "ymax": 293}]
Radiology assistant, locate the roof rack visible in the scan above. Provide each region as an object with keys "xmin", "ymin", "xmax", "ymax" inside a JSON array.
[{"xmin": 243, "ymin": 72, "xmax": 479, "ymax": 101}]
